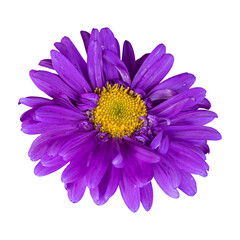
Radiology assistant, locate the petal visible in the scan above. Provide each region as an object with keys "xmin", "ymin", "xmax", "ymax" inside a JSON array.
[
  {"xmin": 87, "ymin": 34, "xmax": 104, "ymax": 89},
  {"xmin": 90, "ymin": 164, "xmax": 120, "ymax": 205},
  {"xmin": 178, "ymin": 170, "xmax": 197, "ymax": 196},
  {"xmin": 39, "ymin": 59, "xmax": 54, "ymax": 69},
  {"xmin": 87, "ymin": 141, "xmax": 113, "ymax": 188},
  {"xmin": 123, "ymin": 137, "xmax": 161, "ymax": 163},
  {"xmin": 103, "ymin": 50, "xmax": 131, "ymax": 85},
  {"xmin": 29, "ymin": 70, "xmax": 79, "ymax": 100},
  {"xmin": 148, "ymin": 73, "xmax": 196, "ymax": 95},
  {"xmin": 149, "ymin": 130, "xmax": 163, "ymax": 149},
  {"xmin": 158, "ymin": 134, "xmax": 169, "ymax": 154},
  {"xmin": 51, "ymin": 50, "xmax": 91, "ymax": 93},
  {"xmin": 19, "ymin": 97, "xmax": 53, "ymax": 107},
  {"xmin": 136, "ymin": 54, "xmax": 174, "ymax": 92},
  {"xmin": 80, "ymin": 30, "xmax": 90, "ymax": 52},
  {"xmin": 122, "ymin": 40, "xmax": 136, "ymax": 79},
  {"xmin": 153, "ymin": 162, "xmax": 180, "ymax": 198},
  {"xmin": 135, "ymin": 53, "xmax": 149, "ymax": 73},
  {"xmin": 34, "ymin": 161, "xmax": 66, "ymax": 177},
  {"xmin": 149, "ymin": 88, "xmax": 206, "ymax": 116},
  {"xmin": 170, "ymin": 110, "xmax": 218, "ymax": 125},
  {"xmin": 164, "ymin": 125, "xmax": 222, "ymax": 141},
  {"xmin": 140, "ymin": 182, "xmax": 153, "ymax": 211},
  {"xmin": 131, "ymin": 44, "xmax": 166, "ymax": 88},
  {"xmin": 119, "ymin": 170, "xmax": 140, "ymax": 212},
  {"xmin": 168, "ymin": 141, "xmax": 209, "ymax": 176},
  {"xmin": 66, "ymin": 176, "xmax": 87, "ymax": 203},
  {"xmin": 34, "ymin": 105, "xmax": 86, "ymax": 124}
]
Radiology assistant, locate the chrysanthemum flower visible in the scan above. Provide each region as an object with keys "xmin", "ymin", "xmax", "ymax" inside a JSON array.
[{"xmin": 19, "ymin": 28, "xmax": 221, "ymax": 212}]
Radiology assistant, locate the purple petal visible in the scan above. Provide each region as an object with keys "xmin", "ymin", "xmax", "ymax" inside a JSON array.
[
  {"xmin": 135, "ymin": 53, "xmax": 149, "ymax": 73},
  {"xmin": 29, "ymin": 70, "xmax": 79, "ymax": 100},
  {"xmin": 119, "ymin": 170, "xmax": 140, "ymax": 212},
  {"xmin": 19, "ymin": 97, "xmax": 53, "ymax": 107},
  {"xmin": 136, "ymin": 54, "xmax": 174, "ymax": 92},
  {"xmin": 149, "ymin": 88, "xmax": 206, "ymax": 116},
  {"xmin": 148, "ymin": 73, "xmax": 196, "ymax": 95},
  {"xmin": 153, "ymin": 162, "xmax": 180, "ymax": 198},
  {"xmin": 149, "ymin": 130, "xmax": 163, "ymax": 149},
  {"xmin": 34, "ymin": 105, "xmax": 86, "ymax": 124},
  {"xmin": 147, "ymin": 89, "xmax": 177, "ymax": 102},
  {"xmin": 90, "ymin": 164, "xmax": 120, "ymax": 205},
  {"xmin": 158, "ymin": 134, "xmax": 169, "ymax": 154},
  {"xmin": 123, "ymin": 137, "xmax": 161, "ymax": 163},
  {"xmin": 122, "ymin": 40, "xmax": 136, "ymax": 79},
  {"xmin": 51, "ymin": 50, "xmax": 91, "ymax": 93},
  {"xmin": 140, "ymin": 182, "xmax": 153, "ymax": 211},
  {"xmin": 170, "ymin": 110, "xmax": 218, "ymax": 125},
  {"xmin": 66, "ymin": 176, "xmax": 87, "ymax": 203},
  {"xmin": 163, "ymin": 125, "xmax": 222, "ymax": 141},
  {"xmin": 80, "ymin": 30, "xmax": 90, "ymax": 52},
  {"xmin": 41, "ymin": 155, "xmax": 65, "ymax": 167},
  {"xmin": 168, "ymin": 141, "xmax": 209, "ymax": 177},
  {"xmin": 87, "ymin": 141, "xmax": 113, "ymax": 188},
  {"xmin": 60, "ymin": 36, "xmax": 88, "ymax": 80},
  {"xmin": 34, "ymin": 161, "xmax": 66, "ymax": 177},
  {"xmin": 87, "ymin": 36, "xmax": 104, "ymax": 89},
  {"xmin": 178, "ymin": 170, "xmax": 197, "ymax": 196},
  {"xmin": 103, "ymin": 50, "xmax": 131, "ymax": 85},
  {"xmin": 124, "ymin": 156, "xmax": 153, "ymax": 187},
  {"xmin": 39, "ymin": 59, "xmax": 54, "ymax": 69},
  {"xmin": 131, "ymin": 44, "xmax": 166, "ymax": 88}
]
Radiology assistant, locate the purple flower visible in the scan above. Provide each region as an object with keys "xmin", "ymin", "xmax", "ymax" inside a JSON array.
[{"xmin": 19, "ymin": 28, "xmax": 221, "ymax": 212}]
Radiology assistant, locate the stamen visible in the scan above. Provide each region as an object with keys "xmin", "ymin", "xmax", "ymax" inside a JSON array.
[{"xmin": 92, "ymin": 84, "xmax": 147, "ymax": 137}]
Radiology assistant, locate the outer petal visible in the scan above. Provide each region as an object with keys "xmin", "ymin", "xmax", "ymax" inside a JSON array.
[
  {"xmin": 34, "ymin": 161, "xmax": 66, "ymax": 177},
  {"xmin": 136, "ymin": 54, "xmax": 174, "ymax": 92},
  {"xmin": 87, "ymin": 141, "xmax": 113, "ymax": 188},
  {"xmin": 163, "ymin": 125, "xmax": 222, "ymax": 141},
  {"xmin": 178, "ymin": 170, "xmax": 197, "ymax": 196},
  {"xmin": 122, "ymin": 40, "xmax": 136, "ymax": 79},
  {"xmin": 29, "ymin": 70, "xmax": 79, "ymax": 100},
  {"xmin": 66, "ymin": 176, "xmax": 87, "ymax": 203},
  {"xmin": 87, "ymin": 34, "xmax": 104, "ymax": 89},
  {"xmin": 148, "ymin": 73, "xmax": 196, "ymax": 96},
  {"xmin": 140, "ymin": 182, "xmax": 153, "ymax": 211},
  {"xmin": 51, "ymin": 50, "xmax": 92, "ymax": 93},
  {"xmin": 119, "ymin": 170, "xmax": 140, "ymax": 212},
  {"xmin": 131, "ymin": 44, "xmax": 166, "ymax": 88},
  {"xmin": 80, "ymin": 30, "xmax": 90, "ymax": 52},
  {"xmin": 39, "ymin": 59, "xmax": 54, "ymax": 69}
]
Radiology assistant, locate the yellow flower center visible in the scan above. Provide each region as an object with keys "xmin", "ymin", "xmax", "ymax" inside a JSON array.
[{"xmin": 92, "ymin": 83, "xmax": 147, "ymax": 138}]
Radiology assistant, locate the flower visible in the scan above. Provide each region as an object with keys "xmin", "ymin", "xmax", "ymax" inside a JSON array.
[{"xmin": 19, "ymin": 27, "xmax": 221, "ymax": 212}]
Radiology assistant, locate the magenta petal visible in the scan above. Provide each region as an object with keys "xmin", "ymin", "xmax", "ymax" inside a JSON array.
[
  {"xmin": 140, "ymin": 182, "xmax": 153, "ymax": 211},
  {"xmin": 119, "ymin": 171, "xmax": 140, "ymax": 212},
  {"xmin": 51, "ymin": 50, "xmax": 91, "ymax": 93},
  {"xmin": 131, "ymin": 44, "xmax": 166, "ymax": 88},
  {"xmin": 178, "ymin": 171, "xmax": 197, "ymax": 196},
  {"xmin": 66, "ymin": 176, "xmax": 87, "ymax": 203}
]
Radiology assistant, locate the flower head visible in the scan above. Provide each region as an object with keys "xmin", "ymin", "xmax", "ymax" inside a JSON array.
[{"xmin": 19, "ymin": 28, "xmax": 221, "ymax": 212}]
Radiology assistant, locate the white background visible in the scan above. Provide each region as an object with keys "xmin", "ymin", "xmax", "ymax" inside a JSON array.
[{"xmin": 1, "ymin": 0, "xmax": 239, "ymax": 239}]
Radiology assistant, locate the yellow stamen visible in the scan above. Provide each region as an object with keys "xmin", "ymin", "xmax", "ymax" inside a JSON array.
[{"xmin": 92, "ymin": 84, "xmax": 147, "ymax": 138}]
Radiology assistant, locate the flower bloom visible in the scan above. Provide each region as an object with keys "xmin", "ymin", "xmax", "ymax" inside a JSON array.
[{"xmin": 19, "ymin": 28, "xmax": 221, "ymax": 212}]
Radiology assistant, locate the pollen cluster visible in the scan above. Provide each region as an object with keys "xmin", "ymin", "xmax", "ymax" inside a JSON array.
[{"xmin": 92, "ymin": 83, "xmax": 147, "ymax": 138}]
